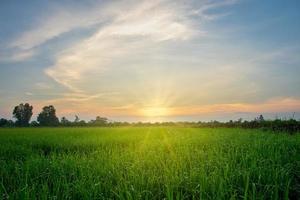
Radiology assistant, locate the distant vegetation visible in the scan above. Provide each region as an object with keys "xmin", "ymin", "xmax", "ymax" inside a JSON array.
[{"xmin": 0, "ymin": 102, "xmax": 299, "ymax": 134}]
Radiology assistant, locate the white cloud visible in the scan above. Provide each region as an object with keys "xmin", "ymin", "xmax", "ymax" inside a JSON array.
[
  {"xmin": 0, "ymin": 49, "xmax": 35, "ymax": 62},
  {"xmin": 35, "ymin": 82, "xmax": 52, "ymax": 90},
  {"xmin": 10, "ymin": 3, "xmax": 108, "ymax": 50},
  {"xmin": 5, "ymin": 0, "xmax": 239, "ymax": 104},
  {"xmin": 10, "ymin": 50, "xmax": 36, "ymax": 62},
  {"xmin": 6, "ymin": 0, "xmax": 237, "ymax": 62},
  {"xmin": 44, "ymin": 0, "xmax": 236, "ymax": 92},
  {"xmin": 191, "ymin": 0, "xmax": 238, "ymax": 19},
  {"xmin": 6, "ymin": 0, "xmax": 124, "ymax": 61}
]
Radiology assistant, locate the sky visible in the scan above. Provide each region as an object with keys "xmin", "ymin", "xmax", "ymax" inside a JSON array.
[{"xmin": 0, "ymin": 0, "xmax": 300, "ymax": 122}]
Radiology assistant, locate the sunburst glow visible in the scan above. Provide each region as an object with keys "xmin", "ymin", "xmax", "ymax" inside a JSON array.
[{"xmin": 140, "ymin": 107, "xmax": 170, "ymax": 117}]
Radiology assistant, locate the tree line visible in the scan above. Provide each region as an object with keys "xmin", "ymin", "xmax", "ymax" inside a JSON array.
[
  {"xmin": 0, "ymin": 103, "xmax": 299, "ymax": 134},
  {"xmin": 0, "ymin": 103, "xmax": 108, "ymax": 127}
]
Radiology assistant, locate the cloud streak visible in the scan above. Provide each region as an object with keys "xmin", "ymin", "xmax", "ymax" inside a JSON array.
[{"xmin": 42, "ymin": 0, "xmax": 237, "ymax": 92}]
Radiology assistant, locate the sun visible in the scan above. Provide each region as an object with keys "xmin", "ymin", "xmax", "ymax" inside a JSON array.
[{"xmin": 140, "ymin": 107, "xmax": 169, "ymax": 117}]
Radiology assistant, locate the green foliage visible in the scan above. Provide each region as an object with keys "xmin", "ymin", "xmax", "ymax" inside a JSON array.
[
  {"xmin": 4, "ymin": 103, "xmax": 300, "ymax": 133},
  {"xmin": 89, "ymin": 116, "xmax": 108, "ymax": 126},
  {"xmin": 53, "ymin": 115, "xmax": 300, "ymax": 134},
  {"xmin": 0, "ymin": 118, "xmax": 14, "ymax": 127},
  {"xmin": 0, "ymin": 127, "xmax": 299, "ymax": 199},
  {"xmin": 12, "ymin": 103, "xmax": 33, "ymax": 126},
  {"xmin": 37, "ymin": 105, "xmax": 59, "ymax": 126}
]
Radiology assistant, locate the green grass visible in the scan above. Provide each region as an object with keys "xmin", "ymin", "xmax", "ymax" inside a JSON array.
[{"xmin": 0, "ymin": 127, "xmax": 299, "ymax": 199}]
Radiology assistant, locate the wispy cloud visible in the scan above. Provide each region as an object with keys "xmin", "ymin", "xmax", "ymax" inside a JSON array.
[
  {"xmin": 191, "ymin": 0, "xmax": 238, "ymax": 20},
  {"xmin": 9, "ymin": 2, "xmax": 109, "ymax": 50},
  {"xmin": 1, "ymin": 0, "xmax": 300, "ymax": 121},
  {"xmin": 35, "ymin": 82, "xmax": 52, "ymax": 90},
  {"xmin": 42, "ymin": 0, "xmax": 236, "ymax": 92},
  {"xmin": 3, "ymin": 0, "xmax": 238, "ymax": 78},
  {"xmin": 0, "ymin": 49, "xmax": 35, "ymax": 62},
  {"xmin": 4, "ymin": 0, "xmax": 118, "ymax": 62}
]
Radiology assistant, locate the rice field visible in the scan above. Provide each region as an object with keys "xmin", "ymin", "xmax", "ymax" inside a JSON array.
[{"xmin": 0, "ymin": 127, "xmax": 299, "ymax": 199}]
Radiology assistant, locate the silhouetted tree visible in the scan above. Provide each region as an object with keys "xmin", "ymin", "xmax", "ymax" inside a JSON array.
[
  {"xmin": 258, "ymin": 115, "xmax": 264, "ymax": 122},
  {"xmin": 77, "ymin": 120, "xmax": 86, "ymax": 126},
  {"xmin": 0, "ymin": 118, "xmax": 14, "ymax": 127},
  {"xmin": 37, "ymin": 105, "xmax": 59, "ymax": 126},
  {"xmin": 0, "ymin": 118, "xmax": 9, "ymax": 127},
  {"xmin": 13, "ymin": 103, "xmax": 33, "ymax": 126},
  {"xmin": 0, "ymin": 118, "xmax": 8, "ymax": 127},
  {"xmin": 89, "ymin": 116, "xmax": 108, "ymax": 126},
  {"xmin": 74, "ymin": 115, "xmax": 80, "ymax": 123},
  {"xmin": 61, "ymin": 117, "xmax": 71, "ymax": 126}
]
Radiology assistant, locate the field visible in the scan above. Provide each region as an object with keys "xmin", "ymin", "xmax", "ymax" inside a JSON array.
[{"xmin": 0, "ymin": 127, "xmax": 299, "ymax": 199}]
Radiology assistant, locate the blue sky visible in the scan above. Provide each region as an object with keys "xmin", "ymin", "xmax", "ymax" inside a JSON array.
[{"xmin": 0, "ymin": 0, "xmax": 299, "ymax": 122}]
